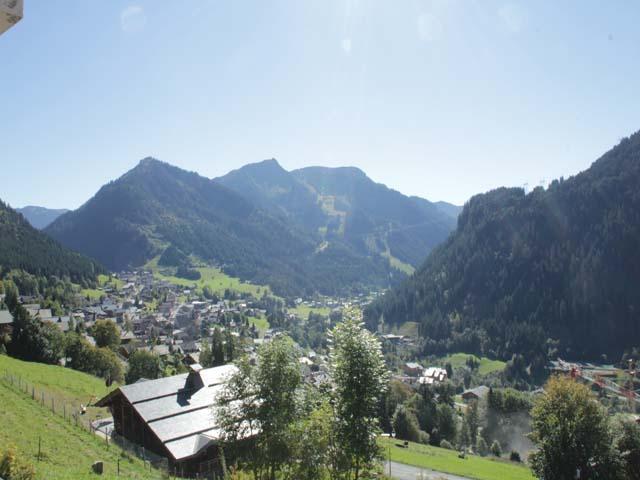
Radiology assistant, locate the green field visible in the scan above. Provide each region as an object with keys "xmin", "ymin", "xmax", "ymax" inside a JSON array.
[
  {"xmin": 290, "ymin": 304, "xmax": 332, "ymax": 318},
  {"xmin": 146, "ymin": 257, "xmax": 270, "ymax": 298},
  {"xmin": 248, "ymin": 316, "xmax": 270, "ymax": 335},
  {"xmin": 379, "ymin": 437, "xmax": 534, "ymax": 480},
  {"xmin": 0, "ymin": 354, "xmax": 113, "ymax": 414},
  {"xmin": 440, "ymin": 353, "xmax": 507, "ymax": 376},
  {"xmin": 0, "ymin": 355, "xmax": 161, "ymax": 479},
  {"xmin": 80, "ymin": 287, "xmax": 103, "ymax": 300}
]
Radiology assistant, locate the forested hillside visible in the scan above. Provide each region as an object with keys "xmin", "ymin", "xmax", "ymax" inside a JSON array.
[
  {"xmin": 217, "ymin": 159, "xmax": 457, "ymax": 270},
  {"xmin": 46, "ymin": 158, "xmax": 391, "ymax": 297},
  {"xmin": 0, "ymin": 200, "xmax": 101, "ymax": 285},
  {"xmin": 366, "ymin": 132, "xmax": 640, "ymax": 362}
]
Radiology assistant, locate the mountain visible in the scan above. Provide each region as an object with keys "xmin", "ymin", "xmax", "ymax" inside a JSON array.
[
  {"xmin": 16, "ymin": 206, "xmax": 69, "ymax": 229},
  {"xmin": 433, "ymin": 201, "xmax": 463, "ymax": 220},
  {"xmin": 216, "ymin": 160, "xmax": 457, "ymax": 270},
  {"xmin": 366, "ymin": 131, "xmax": 640, "ymax": 362},
  {"xmin": 0, "ymin": 200, "xmax": 101, "ymax": 284},
  {"xmin": 46, "ymin": 158, "xmax": 391, "ymax": 297}
]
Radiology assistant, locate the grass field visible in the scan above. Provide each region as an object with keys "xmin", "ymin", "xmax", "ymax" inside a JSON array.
[
  {"xmin": 0, "ymin": 355, "xmax": 161, "ymax": 479},
  {"xmin": 0, "ymin": 355, "xmax": 113, "ymax": 411},
  {"xmin": 146, "ymin": 257, "xmax": 271, "ymax": 298},
  {"xmin": 440, "ymin": 353, "xmax": 507, "ymax": 376},
  {"xmin": 290, "ymin": 304, "xmax": 332, "ymax": 318},
  {"xmin": 379, "ymin": 437, "xmax": 534, "ymax": 480},
  {"xmin": 80, "ymin": 287, "xmax": 103, "ymax": 300},
  {"xmin": 248, "ymin": 316, "xmax": 270, "ymax": 335}
]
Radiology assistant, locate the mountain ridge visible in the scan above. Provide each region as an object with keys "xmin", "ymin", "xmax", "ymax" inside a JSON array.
[
  {"xmin": 366, "ymin": 131, "xmax": 640, "ymax": 361},
  {"xmin": 46, "ymin": 158, "xmax": 394, "ymax": 297},
  {"xmin": 16, "ymin": 206, "xmax": 69, "ymax": 229},
  {"xmin": 0, "ymin": 200, "xmax": 102, "ymax": 284}
]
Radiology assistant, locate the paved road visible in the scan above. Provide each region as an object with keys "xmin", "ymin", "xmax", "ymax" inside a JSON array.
[{"xmin": 385, "ymin": 461, "xmax": 472, "ymax": 480}]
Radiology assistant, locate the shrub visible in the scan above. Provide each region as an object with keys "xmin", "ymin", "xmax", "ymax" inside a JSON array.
[
  {"xmin": 490, "ymin": 440, "xmax": 502, "ymax": 457},
  {"xmin": 510, "ymin": 450, "xmax": 521, "ymax": 462},
  {"xmin": 0, "ymin": 447, "xmax": 36, "ymax": 480},
  {"xmin": 418, "ymin": 431, "xmax": 430, "ymax": 445},
  {"xmin": 440, "ymin": 439, "xmax": 454, "ymax": 450},
  {"xmin": 476, "ymin": 437, "xmax": 489, "ymax": 456}
]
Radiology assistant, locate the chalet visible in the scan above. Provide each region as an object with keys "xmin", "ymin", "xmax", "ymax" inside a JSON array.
[
  {"xmin": 462, "ymin": 385, "xmax": 490, "ymax": 402},
  {"xmin": 41, "ymin": 316, "xmax": 72, "ymax": 332},
  {"xmin": 418, "ymin": 367, "xmax": 448, "ymax": 385},
  {"xmin": 0, "ymin": 310, "xmax": 13, "ymax": 335},
  {"xmin": 95, "ymin": 364, "xmax": 238, "ymax": 477},
  {"xmin": 403, "ymin": 362, "xmax": 423, "ymax": 377}
]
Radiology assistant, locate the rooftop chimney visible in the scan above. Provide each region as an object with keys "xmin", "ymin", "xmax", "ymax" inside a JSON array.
[{"xmin": 186, "ymin": 363, "xmax": 204, "ymax": 391}]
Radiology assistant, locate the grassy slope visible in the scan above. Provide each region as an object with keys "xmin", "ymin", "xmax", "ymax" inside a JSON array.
[
  {"xmin": 0, "ymin": 355, "xmax": 159, "ymax": 480},
  {"xmin": 146, "ymin": 257, "xmax": 270, "ymax": 297},
  {"xmin": 379, "ymin": 437, "xmax": 534, "ymax": 480},
  {"xmin": 441, "ymin": 353, "xmax": 506, "ymax": 375},
  {"xmin": 0, "ymin": 354, "xmax": 113, "ymax": 416},
  {"xmin": 290, "ymin": 304, "xmax": 331, "ymax": 318}
]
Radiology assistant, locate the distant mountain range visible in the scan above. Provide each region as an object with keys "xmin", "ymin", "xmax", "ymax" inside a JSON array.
[
  {"xmin": 0, "ymin": 200, "xmax": 101, "ymax": 284},
  {"xmin": 16, "ymin": 206, "xmax": 69, "ymax": 229},
  {"xmin": 366, "ymin": 131, "xmax": 640, "ymax": 361},
  {"xmin": 46, "ymin": 158, "xmax": 458, "ymax": 297}
]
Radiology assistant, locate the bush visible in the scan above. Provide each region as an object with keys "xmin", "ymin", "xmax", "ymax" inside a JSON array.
[
  {"xmin": 418, "ymin": 431, "xmax": 430, "ymax": 445},
  {"xmin": 440, "ymin": 439, "xmax": 454, "ymax": 450},
  {"xmin": 490, "ymin": 440, "xmax": 502, "ymax": 457},
  {"xmin": 510, "ymin": 450, "xmax": 521, "ymax": 462},
  {"xmin": 0, "ymin": 447, "xmax": 36, "ymax": 480},
  {"xmin": 476, "ymin": 437, "xmax": 489, "ymax": 456}
]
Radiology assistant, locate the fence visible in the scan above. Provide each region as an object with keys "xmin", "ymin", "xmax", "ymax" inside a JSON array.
[{"xmin": 0, "ymin": 370, "xmax": 175, "ymax": 478}]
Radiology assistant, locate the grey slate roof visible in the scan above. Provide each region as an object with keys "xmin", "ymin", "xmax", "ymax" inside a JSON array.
[
  {"xmin": 462, "ymin": 385, "xmax": 490, "ymax": 399},
  {"xmin": 0, "ymin": 310, "xmax": 13, "ymax": 325},
  {"xmin": 97, "ymin": 364, "xmax": 237, "ymax": 461}
]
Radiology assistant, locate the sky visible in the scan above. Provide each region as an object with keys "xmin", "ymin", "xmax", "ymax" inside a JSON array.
[{"xmin": 2, "ymin": 0, "xmax": 640, "ymax": 209}]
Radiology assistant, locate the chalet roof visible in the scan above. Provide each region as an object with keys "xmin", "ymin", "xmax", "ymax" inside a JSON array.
[
  {"xmin": 96, "ymin": 364, "xmax": 237, "ymax": 461},
  {"xmin": 462, "ymin": 385, "xmax": 490, "ymax": 399},
  {"xmin": 0, "ymin": 310, "xmax": 13, "ymax": 325}
]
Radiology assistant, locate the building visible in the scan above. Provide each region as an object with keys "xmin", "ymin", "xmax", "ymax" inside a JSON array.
[
  {"xmin": 403, "ymin": 362, "xmax": 423, "ymax": 377},
  {"xmin": 0, "ymin": 310, "xmax": 13, "ymax": 335},
  {"xmin": 418, "ymin": 367, "xmax": 448, "ymax": 385},
  {"xmin": 462, "ymin": 385, "xmax": 490, "ymax": 402},
  {"xmin": 0, "ymin": 0, "xmax": 23, "ymax": 36},
  {"xmin": 95, "ymin": 364, "xmax": 238, "ymax": 477}
]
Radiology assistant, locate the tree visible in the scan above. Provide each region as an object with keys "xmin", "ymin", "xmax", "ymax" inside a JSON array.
[
  {"xmin": 224, "ymin": 329, "xmax": 235, "ymax": 362},
  {"xmin": 463, "ymin": 400, "xmax": 479, "ymax": 447},
  {"xmin": 530, "ymin": 376, "xmax": 622, "ymax": 480},
  {"xmin": 615, "ymin": 419, "xmax": 640, "ymax": 480},
  {"xmin": 436, "ymin": 403, "xmax": 457, "ymax": 444},
  {"xmin": 284, "ymin": 398, "xmax": 333, "ymax": 480},
  {"xmin": 92, "ymin": 319, "xmax": 120, "ymax": 349},
  {"xmin": 392, "ymin": 404, "xmax": 422, "ymax": 443},
  {"xmin": 126, "ymin": 350, "xmax": 162, "ymax": 384},
  {"xmin": 329, "ymin": 306, "xmax": 389, "ymax": 479},
  {"xmin": 490, "ymin": 440, "xmax": 501, "ymax": 457},
  {"xmin": 7, "ymin": 304, "xmax": 62, "ymax": 364},
  {"xmin": 216, "ymin": 336, "xmax": 302, "ymax": 480},
  {"xmin": 212, "ymin": 327, "xmax": 225, "ymax": 366},
  {"xmin": 199, "ymin": 339, "xmax": 214, "ymax": 368}
]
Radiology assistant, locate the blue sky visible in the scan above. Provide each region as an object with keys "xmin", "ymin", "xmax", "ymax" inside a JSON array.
[{"xmin": 2, "ymin": 1, "xmax": 640, "ymax": 209}]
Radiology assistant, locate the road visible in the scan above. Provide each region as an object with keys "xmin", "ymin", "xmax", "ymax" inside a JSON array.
[{"xmin": 386, "ymin": 461, "xmax": 473, "ymax": 480}]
